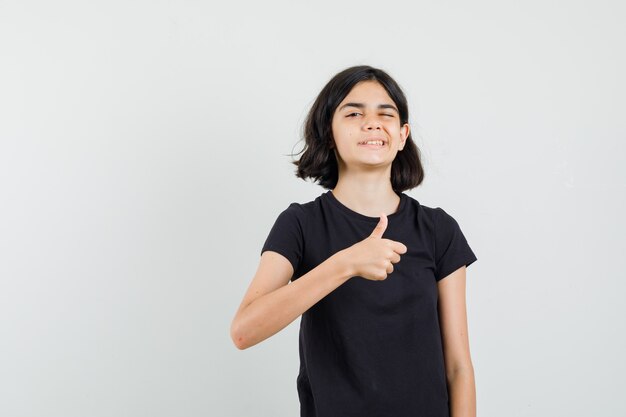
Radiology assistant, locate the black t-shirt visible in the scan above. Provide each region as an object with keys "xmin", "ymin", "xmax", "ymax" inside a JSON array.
[{"xmin": 260, "ymin": 190, "xmax": 478, "ymax": 417}]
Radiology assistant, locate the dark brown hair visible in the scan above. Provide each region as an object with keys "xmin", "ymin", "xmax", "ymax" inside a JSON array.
[{"xmin": 291, "ymin": 65, "xmax": 424, "ymax": 192}]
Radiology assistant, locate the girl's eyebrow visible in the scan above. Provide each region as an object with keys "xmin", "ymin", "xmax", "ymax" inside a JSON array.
[{"xmin": 338, "ymin": 102, "xmax": 399, "ymax": 113}]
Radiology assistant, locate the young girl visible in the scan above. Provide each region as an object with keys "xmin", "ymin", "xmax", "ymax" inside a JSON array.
[{"xmin": 231, "ymin": 65, "xmax": 478, "ymax": 417}]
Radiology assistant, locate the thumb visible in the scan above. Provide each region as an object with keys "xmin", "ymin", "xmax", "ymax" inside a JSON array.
[{"xmin": 369, "ymin": 212, "xmax": 388, "ymax": 239}]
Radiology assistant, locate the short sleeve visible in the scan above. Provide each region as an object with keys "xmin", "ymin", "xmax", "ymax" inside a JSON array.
[
  {"xmin": 434, "ymin": 207, "xmax": 478, "ymax": 281},
  {"xmin": 260, "ymin": 203, "xmax": 305, "ymax": 274}
]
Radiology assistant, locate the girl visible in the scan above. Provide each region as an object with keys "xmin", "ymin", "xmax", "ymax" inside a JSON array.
[{"xmin": 231, "ymin": 65, "xmax": 478, "ymax": 417}]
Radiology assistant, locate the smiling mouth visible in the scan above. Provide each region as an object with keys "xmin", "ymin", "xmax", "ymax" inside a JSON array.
[
  {"xmin": 358, "ymin": 139, "xmax": 387, "ymax": 145},
  {"xmin": 358, "ymin": 140, "xmax": 387, "ymax": 148}
]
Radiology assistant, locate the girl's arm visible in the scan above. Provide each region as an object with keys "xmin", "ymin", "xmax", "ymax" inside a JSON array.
[
  {"xmin": 437, "ymin": 265, "xmax": 476, "ymax": 417},
  {"xmin": 230, "ymin": 250, "xmax": 353, "ymax": 350}
]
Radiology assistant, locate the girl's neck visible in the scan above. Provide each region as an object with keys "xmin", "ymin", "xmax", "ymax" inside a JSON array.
[{"xmin": 331, "ymin": 181, "xmax": 400, "ymax": 218}]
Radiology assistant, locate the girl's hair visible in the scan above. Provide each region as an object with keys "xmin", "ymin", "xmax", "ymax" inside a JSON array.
[{"xmin": 291, "ymin": 65, "xmax": 425, "ymax": 192}]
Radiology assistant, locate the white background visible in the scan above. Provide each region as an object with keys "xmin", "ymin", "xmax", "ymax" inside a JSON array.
[{"xmin": 1, "ymin": 1, "xmax": 624, "ymax": 416}]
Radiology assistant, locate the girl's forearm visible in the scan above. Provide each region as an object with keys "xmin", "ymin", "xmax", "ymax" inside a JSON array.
[
  {"xmin": 447, "ymin": 366, "xmax": 476, "ymax": 417},
  {"xmin": 232, "ymin": 250, "xmax": 353, "ymax": 350}
]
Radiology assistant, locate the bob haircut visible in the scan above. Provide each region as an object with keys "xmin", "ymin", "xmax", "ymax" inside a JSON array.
[{"xmin": 292, "ymin": 65, "xmax": 424, "ymax": 192}]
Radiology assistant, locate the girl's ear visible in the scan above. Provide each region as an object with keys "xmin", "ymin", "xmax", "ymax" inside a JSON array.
[
  {"xmin": 401, "ymin": 122, "xmax": 410, "ymax": 140},
  {"xmin": 398, "ymin": 123, "xmax": 409, "ymax": 151}
]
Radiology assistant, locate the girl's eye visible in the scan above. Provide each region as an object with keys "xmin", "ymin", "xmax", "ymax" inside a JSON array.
[{"xmin": 346, "ymin": 113, "xmax": 394, "ymax": 118}]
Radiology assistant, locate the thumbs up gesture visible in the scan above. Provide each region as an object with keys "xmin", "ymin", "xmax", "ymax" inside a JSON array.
[{"xmin": 344, "ymin": 213, "xmax": 408, "ymax": 281}]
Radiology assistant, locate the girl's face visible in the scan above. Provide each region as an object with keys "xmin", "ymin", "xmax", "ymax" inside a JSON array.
[{"xmin": 331, "ymin": 80, "xmax": 409, "ymax": 170}]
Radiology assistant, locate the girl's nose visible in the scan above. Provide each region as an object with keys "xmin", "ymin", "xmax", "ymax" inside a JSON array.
[{"xmin": 364, "ymin": 117, "xmax": 382, "ymax": 130}]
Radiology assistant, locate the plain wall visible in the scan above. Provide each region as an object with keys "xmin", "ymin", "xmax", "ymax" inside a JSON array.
[{"xmin": 1, "ymin": 1, "xmax": 625, "ymax": 416}]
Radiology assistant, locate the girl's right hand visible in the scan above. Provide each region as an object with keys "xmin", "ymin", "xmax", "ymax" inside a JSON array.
[{"xmin": 344, "ymin": 213, "xmax": 408, "ymax": 281}]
